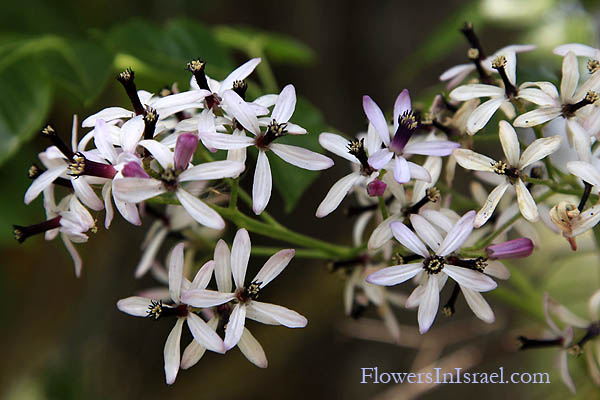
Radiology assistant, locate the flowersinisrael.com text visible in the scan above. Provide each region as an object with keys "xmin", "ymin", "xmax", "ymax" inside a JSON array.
[{"xmin": 360, "ymin": 367, "xmax": 550, "ymax": 384}]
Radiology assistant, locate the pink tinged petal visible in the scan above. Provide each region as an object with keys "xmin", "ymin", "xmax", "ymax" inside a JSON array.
[
  {"xmin": 439, "ymin": 63, "xmax": 473, "ymax": 82},
  {"xmin": 486, "ymin": 238, "xmax": 534, "ymax": 259},
  {"xmin": 191, "ymin": 260, "xmax": 215, "ymax": 290},
  {"xmin": 365, "ymin": 263, "xmax": 423, "ymax": 286},
  {"xmin": 271, "ymin": 84, "xmax": 296, "ymax": 123},
  {"xmin": 406, "ymin": 161, "xmax": 432, "ymax": 183},
  {"xmin": 81, "ymin": 107, "xmax": 133, "ymax": 127},
  {"xmin": 557, "ymin": 350, "xmax": 576, "ymax": 394},
  {"xmin": 176, "ymin": 188, "xmax": 225, "ymax": 229},
  {"xmin": 238, "ymin": 328, "xmax": 268, "ymax": 368},
  {"xmin": 444, "ymin": 265, "xmax": 497, "ymax": 292},
  {"xmin": 561, "ymin": 52, "xmax": 579, "ymax": 102},
  {"xmin": 72, "ymin": 178, "xmax": 104, "ymax": 211},
  {"xmin": 420, "ymin": 209, "xmax": 454, "ymax": 233},
  {"xmin": 368, "ymin": 216, "xmax": 400, "ymax": 250},
  {"xmin": 181, "ymin": 316, "xmax": 219, "ymax": 369},
  {"xmin": 410, "ymin": 214, "xmax": 443, "ymax": 251},
  {"xmin": 515, "ymin": 180, "xmax": 539, "ymax": 222},
  {"xmin": 24, "ymin": 165, "xmax": 68, "ymax": 204},
  {"xmin": 253, "ymin": 249, "xmax": 295, "ymax": 289},
  {"xmin": 93, "ymin": 119, "xmax": 118, "ymax": 163},
  {"xmin": 484, "ymin": 260, "xmax": 510, "ymax": 280},
  {"xmin": 120, "ymin": 115, "xmax": 144, "ymax": 152},
  {"xmin": 222, "ymin": 90, "xmax": 260, "ymax": 135},
  {"xmin": 453, "ymin": 149, "xmax": 495, "ymax": 172},
  {"xmin": 461, "ymin": 287, "xmax": 495, "ymax": 323},
  {"xmin": 198, "ymin": 131, "xmax": 254, "ymax": 150},
  {"xmin": 269, "ymin": 143, "xmax": 333, "ymax": 171},
  {"xmin": 174, "ymin": 133, "xmax": 199, "ymax": 171},
  {"xmin": 418, "ymin": 275, "xmax": 440, "ymax": 334},
  {"xmin": 406, "ymin": 284, "xmax": 425, "ymax": 308},
  {"xmin": 220, "ymin": 58, "xmax": 261, "ymax": 91},
  {"xmin": 466, "ymin": 97, "xmax": 505, "ymax": 134},
  {"xmin": 214, "ymin": 239, "xmax": 232, "ymax": 293},
  {"xmin": 570, "ymin": 204, "xmax": 600, "ymax": 237},
  {"xmin": 518, "ymin": 135, "xmax": 562, "ymax": 169},
  {"xmin": 366, "ymin": 123, "xmax": 382, "ymax": 155},
  {"xmin": 403, "ymin": 140, "xmax": 460, "ymax": 156},
  {"xmin": 449, "ymin": 84, "xmax": 504, "ymax": 101},
  {"xmin": 498, "ymin": 120, "xmax": 520, "ymax": 166},
  {"xmin": 475, "ymin": 182, "xmax": 510, "ymax": 228},
  {"xmin": 231, "ymin": 228, "xmax": 251, "ymax": 289},
  {"xmin": 368, "ymin": 148, "xmax": 394, "ymax": 170},
  {"xmin": 393, "ymin": 156, "xmax": 410, "ymax": 183},
  {"xmin": 252, "ymin": 150, "xmax": 272, "ymax": 215},
  {"xmin": 316, "ymin": 172, "xmax": 362, "ymax": 218},
  {"xmin": 362, "ymin": 95, "xmax": 390, "ymax": 145},
  {"xmin": 390, "ymin": 221, "xmax": 429, "ymax": 257},
  {"xmin": 513, "ymin": 107, "xmax": 562, "ymax": 128},
  {"xmin": 178, "ymin": 160, "xmax": 245, "ymax": 183},
  {"xmin": 164, "ymin": 318, "xmax": 184, "ymax": 385},
  {"xmin": 122, "ymin": 161, "xmax": 150, "ymax": 178},
  {"xmin": 135, "ymin": 228, "xmax": 168, "ymax": 278},
  {"xmin": 318, "ymin": 133, "xmax": 359, "ymax": 163},
  {"xmin": 517, "ymin": 88, "xmax": 559, "ymax": 107},
  {"xmin": 138, "ymin": 140, "xmax": 174, "ymax": 170},
  {"xmin": 168, "ymin": 243, "xmax": 185, "ymax": 303},
  {"xmin": 117, "ymin": 296, "xmax": 151, "ymax": 317},
  {"xmin": 393, "ymin": 89, "xmax": 411, "ymax": 131},
  {"xmin": 566, "ymin": 120, "xmax": 592, "ymax": 162},
  {"xmin": 181, "ymin": 289, "xmax": 235, "ymax": 308},
  {"xmin": 224, "ymin": 303, "xmax": 247, "ymax": 350},
  {"xmin": 246, "ymin": 301, "xmax": 307, "ymax": 328},
  {"xmin": 113, "ymin": 178, "xmax": 165, "ymax": 203},
  {"xmin": 437, "ymin": 210, "xmax": 476, "ymax": 256},
  {"xmin": 186, "ymin": 312, "xmax": 225, "ymax": 354}
]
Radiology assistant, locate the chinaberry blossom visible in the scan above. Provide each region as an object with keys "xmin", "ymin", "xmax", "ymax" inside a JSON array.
[
  {"xmin": 117, "ymin": 243, "xmax": 225, "ymax": 384},
  {"xmin": 365, "ymin": 90, "xmax": 459, "ymax": 183},
  {"xmin": 366, "ymin": 211, "xmax": 497, "ymax": 333},
  {"xmin": 453, "ymin": 121, "xmax": 561, "ymax": 226}
]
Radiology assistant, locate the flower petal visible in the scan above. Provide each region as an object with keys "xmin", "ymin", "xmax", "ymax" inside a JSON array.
[
  {"xmin": 449, "ymin": 84, "xmax": 504, "ymax": 101},
  {"xmin": 475, "ymin": 182, "xmax": 510, "ymax": 228},
  {"xmin": 318, "ymin": 133, "xmax": 359, "ymax": 163},
  {"xmin": 181, "ymin": 316, "xmax": 218, "ymax": 369},
  {"xmin": 271, "ymin": 84, "xmax": 296, "ymax": 123},
  {"xmin": 181, "ymin": 289, "xmax": 235, "ymax": 307},
  {"xmin": 186, "ymin": 312, "xmax": 226, "ymax": 354},
  {"xmin": 176, "ymin": 188, "xmax": 225, "ymax": 230},
  {"xmin": 393, "ymin": 89, "xmax": 412, "ymax": 132},
  {"xmin": 316, "ymin": 172, "xmax": 362, "ymax": 218},
  {"xmin": 198, "ymin": 131, "xmax": 255, "ymax": 150},
  {"xmin": 24, "ymin": 165, "xmax": 68, "ymax": 204},
  {"xmin": 515, "ymin": 180, "xmax": 539, "ymax": 222},
  {"xmin": 117, "ymin": 296, "xmax": 151, "ymax": 317},
  {"xmin": 231, "ymin": 228, "xmax": 251, "ymax": 289},
  {"xmin": 513, "ymin": 107, "xmax": 562, "ymax": 128},
  {"xmin": 270, "ymin": 143, "xmax": 333, "ymax": 170},
  {"xmin": 138, "ymin": 140, "xmax": 174, "ymax": 170},
  {"xmin": 224, "ymin": 303, "xmax": 247, "ymax": 350},
  {"xmin": 362, "ymin": 95, "xmax": 390, "ymax": 145},
  {"xmin": 164, "ymin": 318, "xmax": 184, "ymax": 385},
  {"xmin": 437, "ymin": 210, "xmax": 476, "ymax": 256},
  {"xmin": 222, "ymin": 90, "xmax": 260, "ymax": 135},
  {"xmin": 467, "ymin": 97, "xmax": 505, "ymax": 134},
  {"xmin": 190, "ymin": 260, "xmax": 215, "ymax": 290},
  {"xmin": 410, "ymin": 214, "xmax": 443, "ymax": 251},
  {"xmin": 517, "ymin": 88, "xmax": 559, "ymax": 106},
  {"xmin": 113, "ymin": 178, "xmax": 165, "ymax": 203},
  {"xmin": 214, "ymin": 239, "xmax": 232, "ymax": 292},
  {"xmin": 252, "ymin": 150, "xmax": 272, "ymax": 215},
  {"xmin": 246, "ymin": 301, "xmax": 307, "ymax": 328},
  {"xmin": 365, "ymin": 263, "xmax": 423, "ymax": 286},
  {"xmin": 390, "ymin": 221, "xmax": 429, "ymax": 257},
  {"xmin": 168, "ymin": 243, "xmax": 185, "ymax": 303},
  {"xmin": 393, "ymin": 155, "xmax": 410, "ymax": 183},
  {"xmin": 418, "ymin": 275, "xmax": 440, "ymax": 334},
  {"xmin": 178, "ymin": 160, "xmax": 245, "ymax": 182},
  {"xmin": 561, "ymin": 51, "xmax": 579, "ymax": 103},
  {"xmin": 444, "ymin": 265, "xmax": 497, "ymax": 292},
  {"xmin": 238, "ymin": 328, "xmax": 268, "ymax": 368},
  {"xmin": 403, "ymin": 140, "xmax": 460, "ymax": 156},
  {"xmin": 253, "ymin": 249, "xmax": 295, "ymax": 289},
  {"xmin": 368, "ymin": 148, "xmax": 394, "ymax": 170},
  {"xmin": 499, "ymin": 120, "xmax": 520, "ymax": 166},
  {"xmin": 567, "ymin": 161, "xmax": 600, "ymax": 187},
  {"xmin": 220, "ymin": 58, "xmax": 261, "ymax": 92},
  {"xmin": 453, "ymin": 149, "xmax": 495, "ymax": 172},
  {"xmin": 518, "ymin": 135, "xmax": 562, "ymax": 169},
  {"xmin": 462, "ymin": 287, "xmax": 495, "ymax": 323}
]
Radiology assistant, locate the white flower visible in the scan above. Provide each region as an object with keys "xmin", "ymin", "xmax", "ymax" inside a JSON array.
[
  {"xmin": 181, "ymin": 229, "xmax": 307, "ymax": 352},
  {"xmin": 453, "ymin": 121, "xmax": 561, "ymax": 226},
  {"xmin": 199, "ymin": 84, "xmax": 334, "ymax": 214},
  {"xmin": 117, "ymin": 243, "xmax": 226, "ymax": 385},
  {"xmin": 366, "ymin": 211, "xmax": 497, "ymax": 333}
]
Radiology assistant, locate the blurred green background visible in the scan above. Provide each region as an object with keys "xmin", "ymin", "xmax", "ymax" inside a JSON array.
[{"xmin": 1, "ymin": 0, "xmax": 600, "ymax": 399}]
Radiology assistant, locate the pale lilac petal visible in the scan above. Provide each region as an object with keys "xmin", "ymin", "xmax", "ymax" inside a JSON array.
[
  {"xmin": 121, "ymin": 161, "xmax": 149, "ymax": 178},
  {"xmin": 24, "ymin": 165, "xmax": 68, "ymax": 204},
  {"xmin": 176, "ymin": 188, "xmax": 225, "ymax": 229},
  {"xmin": 139, "ymin": 140, "xmax": 174, "ymax": 170},
  {"xmin": 393, "ymin": 156, "xmax": 410, "ymax": 183},
  {"xmin": 152, "ymin": 91, "xmax": 209, "ymax": 112},
  {"xmin": 363, "ymin": 95, "xmax": 390, "ymax": 145},
  {"xmin": 224, "ymin": 303, "xmax": 247, "ymax": 350},
  {"xmin": 365, "ymin": 263, "xmax": 423, "ymax": 286},
  {"xmin": 420, "ymin": 209, "xmax": 455, "ymax": 233},
  {"xmin": 466, "ymin": 97, "xmax": 505, "ymax": 134},
  {"xmin": 515, "ymin": 180, "xmax": 539, "ymax": 222},
  {"xmin": 113, "ymin": 178, "xmax": 165, "ymax": 203},
  {"xmin": 513, "ymin": 107, "xmax": 562, "ymax": 127},
  {"xmin": 231, "ymin": 228, "xmax": 251, "ymax": 289},
  {"xmin": 462, "ymin": 287, "xmax": 495, "ymax": 323},
  {"xmin": 484, "ymin": 260, "xmax": 511, "ymax": 280},
  {"xmin": 316, "ymin": 172, "xmax": 362, "ymax": 218},
  {"xmin": 270, "ymin": 143, "xmax": 333, "ymax": 170},
  {"xmin": 444, "ymin": 265, "xmax": 497, "ymax": 291},
  {"xmin": 390, "ymin": 222, "xmax": 429, "ymax": 257},
  {"xmin": 135, "ymin": 228, "xmax": 168, "ymax": 278},
  {"xmin": 437, "ymin": 210, "xmax": 476, "ymax": 256},
  {"xmin": 407, "ymin": 161, "xmax": 432, "ymax": 183},
  {"xmin": 186, "ymin": 313, "xmax": 226, "ymax": 354},
  {"xmin": 93, "ymin": 119, "xmax": 118, "ymax": 163},
  {"xmin": 81, "ymin": 107, "xmax": 133, "ymax": 127},
  {"xmin": 499, "ymin": 120, "xmax": 520, "ymax": 166},
  {"xmin": 246, "ymin": 301, "xmax": 307, "ymax": 327},
  {"xmin": 410, "ymin": 214, "xmax": 443, "ymax": 251},
  {"xmin": 367, "ymin": 216, "xmax": 400, "ymax": 250},
  {"xmin": 439, "ymin": 63, "xmax": 473, "ymax": 82},
  {"xmin": 178, "ymin": 160, "xmax": 245, "ymax": 182},
  {"xmin": 116, "ymin": 296, "xmax": 151, "ymax": 317},
  {"xmin": 220, "ymin": 58, "xmax": 261, "ymax": 92},
  {"xmin": 253, "ymin": 249, "xmax": 295, "ymax": 289},
  {"xmin": 403, "ymin": 140, "xmax": 460, "ymax": 156},
  {"xmin": 271, "ymin": 84, "xmax": 296, "ymax": 123},
  {"xmin": 72, "ymin": 178, "xmax": 104, "ymax": 211},
  {"xmin": 252, "ymin": 150, "xmax": 272, "ymax": 215},
  {"xmin": 181, "ymin": 316, "xmax": 218, "ymax": 369},
  {"xmin": 418, "ymin": 275, "xmax": 439, "ymax": 334},
  {"xmin": 222, "ymin": 90, "xmax": 260, "ymax": 135},
  {"xmin": 318, "ymin": 133, "xmax": 359, "ymax": 163},
  {"xmin": 168, "ymin": 243, "xmax": 185, "ymax": 303},
  {"xmin": 449, "ymin": 84, "xmax": 504, "ymax": 101},
  {"xmin": 368, "ymin": 148, "xmax": 394, "ymax": 170},
  {"xmin": 474, "ymin": 182, "xmax": 510, "ymax": 228},
  {"xmin": 102, "ymin": 182, "xmax": 114, "ymax": 228},
  {"xmin": 214, "ymin": 239, "xmax": 232, "ymax": 292},
  {"xmin": 120, "ymin": 115, "xmax": 145, "ymax": 153},
  {"xmin": 238, "ymin": 328, "xmax": 268, "ymax": 368},
  {"xmin": 453, "ymin": 149, "xmax": 495, "ymax": 172},
  {"xmin": 191, "ymin": 260, "xmax": 215, "ymax": 290},
  {"xmin": 561, "ymin": 51, "xmax": 579, "ymax": 102},
  {"xmin": 164, "ymin": 318, "xmax": 184, "ymax": 385},
  {"xmin": 198, "ymin": 131, "xmax": 254, "ymax": 150},
  {"xmin": 181, "ymin": 289, "xmax": 235, "ymax": 307},
  {"xmin": 393, "ymin": 89, "xmax": 411, "ymax": 131}
]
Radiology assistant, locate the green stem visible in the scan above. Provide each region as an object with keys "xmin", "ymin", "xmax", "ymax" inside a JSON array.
[
  {"xmin": 229, "ymin": 177, "xmax": 239, "ymax": 209},
  {"xmin": 378, "ymin": 196, "xmax": 389, "ymax": 220},
  {"xmin": 490, "ymin": 287, "xmax": 544, "ymax": 322},
  {"xmin": 247, "ymin": 39, "xmax": 278, "ymax": 93},
  {"xmin": 251, "ymin": 246, "xmax": 333, "ymax": 259}
]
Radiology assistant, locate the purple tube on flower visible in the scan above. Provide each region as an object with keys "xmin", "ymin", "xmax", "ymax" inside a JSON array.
[
  {"xmin": 174, "ymin": 133, "xmax": 199, "ymax": 171},
  {"xmin": 486, "ymin": 238, "xmax": 534, "ymax": 259},
  {"xmin": 367, "ymin": 178, "xmax": 387, "ymax": 197},
  {"xmin": 122, "ymin": 161, "xmax": 150, "ymax": 178}
]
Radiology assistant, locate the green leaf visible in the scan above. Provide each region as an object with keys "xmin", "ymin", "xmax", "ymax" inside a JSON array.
[
  {"xmin": 0, "ymin": 59, "xmax": 52, "ymax": 165},
  {"xmin": 214, "ymin": 26, "xmax": 315, "ymax": 65},
  {"xmin": 268, "ymin": 97, "xmax": 328, "ymax": 213}
]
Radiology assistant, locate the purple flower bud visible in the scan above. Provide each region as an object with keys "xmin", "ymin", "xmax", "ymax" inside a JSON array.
[
  {"xmin": 486, "ymin": 238, "xmax": 534, "ymax": 259},
  {"xmin": 367, "ymin": 178, "xmax": 387, "ymax": 197},
  {"xmin": 175, "ymin": 133, "xmax": 199, "ymax": 171},
  {"xmin": 122, "ymin": 161, "xmax": 150, "ymax": 178}
]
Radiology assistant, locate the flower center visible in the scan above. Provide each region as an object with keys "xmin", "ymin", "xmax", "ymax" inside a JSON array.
[
  {"xmin": 423, "ymin": 256, "xmax": 445, "ymax": 274},
  {"xmin": 588, "ymin": 59, "xmax": 600, "ymax": 74},
  {"xmin": 68, "ymin": 152, "xmax": 117, "ymax": 179},
  {"xmin": 389, "ymin": 110, "xmax": 418, "ymax": 154},
  {"xmin": 146, "ymin": 300, "xmax": 188, "ymax": 319},
  {"xmin": 236, "ymin": 281, "xmax": 262, "ymax": 303},
  {"xmin": 187, "ymin": 59, "xmax": 210, "ymax": 91},
  {"xmin": 232, "ymin": 80, "xmax": 248, "ymax": 100},
  {"xmin": 255, "ymin": 120, "xmax": 287, "ymax": 148},
  {"xmin": 491, "ymin": 161, "xmax": 520, "ymax": 179},
  {"xmin": 561, "ymin": 90, "xmax": 599, "ymax": 118},
  {"xmin": 347, "ymin": 138, "xmax": 374, "ymax": 175}
]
